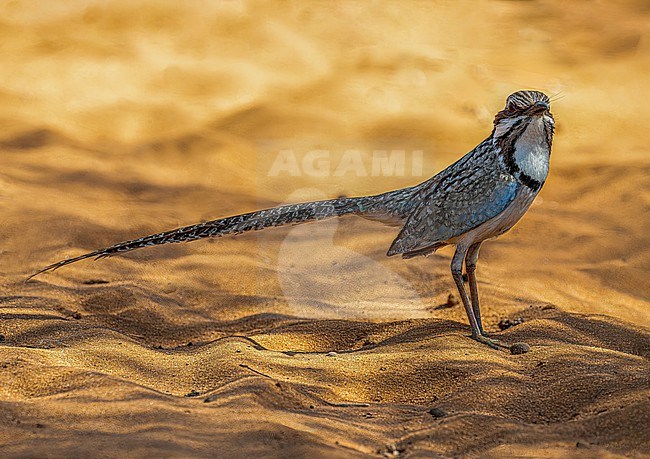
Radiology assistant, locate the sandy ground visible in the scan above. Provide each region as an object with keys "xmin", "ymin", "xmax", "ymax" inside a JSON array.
[{"xmin": 0, "ymin": 1, "xmax": 649, "ymax": 457}]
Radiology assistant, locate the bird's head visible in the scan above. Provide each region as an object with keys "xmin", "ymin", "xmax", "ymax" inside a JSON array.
[{"xmin": 492, "ymin": 90, "xmax": 554, "ymax": 146}]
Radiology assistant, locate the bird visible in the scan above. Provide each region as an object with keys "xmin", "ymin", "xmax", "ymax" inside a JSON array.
[{"xmin": 28, "ymin": 90, "xmax": 555, "ymax": 350}]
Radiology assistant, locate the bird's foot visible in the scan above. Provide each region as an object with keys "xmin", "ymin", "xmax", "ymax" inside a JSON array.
[
  {"xmin": 471, "ymin": 333, "xmax": 510, "ymax": 350},
  {"xmin": 471, "ymin": 334, "xmax": 531, "ymax": 354}
]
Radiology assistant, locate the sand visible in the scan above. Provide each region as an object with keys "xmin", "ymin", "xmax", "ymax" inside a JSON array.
[{"xmin": 0, "ymin": 1, "xmax": 649, "ymax": 457}]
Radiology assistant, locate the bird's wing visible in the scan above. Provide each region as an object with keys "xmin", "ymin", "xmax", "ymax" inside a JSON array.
[{"xmin": 387, "ymin": 158, "xmax": 518, "ymax": 257}]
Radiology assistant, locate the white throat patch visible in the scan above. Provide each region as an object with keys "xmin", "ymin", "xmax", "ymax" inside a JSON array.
[{"xmin": 513, "ymin": 116, "xmax": 550, "ymax": 183}]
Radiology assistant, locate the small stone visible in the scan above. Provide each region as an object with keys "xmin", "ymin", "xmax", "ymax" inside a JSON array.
[
  {"xmin": 428, "ymin": 407, "xmax": 446, "ymax": 419},
  {"xmin": 326, "ymin": 351, "xmax": 338, "ymax": 357},
  {"xmin": 510, "ymin": 342, "xmax": 531, "ymax": 355},
  {"xmin": 385, "ymin": 443, "xmax": 400, "ymax": 457},
  {"xmin": 0, "ymin": 335, "xmax": 5, "ymax": 343},
  {"xmin": 434, "ymin": 293, "xmax": 459, "ymax": 310},
  {"xmin": 184, "ymin": 389, "xmax": 200, "ymax": 397},
  {"xmin": 498, "ymin": 317, "xmax": 524, "ymax": 330},
  {"xmin": 446, "ymin": 293, "xmax": 459, "ymax": 307},
  {"xmin": 82, "ymin": 279, "xmax": 109, "ymax": 285},
  {"xmin": 72, "ymin": 312, "xmax": 82, "ymax": 320}
]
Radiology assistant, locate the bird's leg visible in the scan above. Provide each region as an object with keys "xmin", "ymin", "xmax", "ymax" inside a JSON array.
[
  {"xmin": 464, "ymin": 243, "xmax": 511, "ymax": 350},
  {"xmin": 451, "ymin": 247, "xmax": 482, "ymax": 340},
  {"xmin": 465, "ymin": 242, "xmax": 484, "ymax": 335},
  {"xmin": 452, "ymin": 245, "xmax": 507, "ymax": 350}
]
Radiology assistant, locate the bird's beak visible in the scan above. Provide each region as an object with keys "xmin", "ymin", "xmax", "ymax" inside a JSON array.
[{"xmin": 533, "ymin": 101, "xmax": 550, "ymax": 113}]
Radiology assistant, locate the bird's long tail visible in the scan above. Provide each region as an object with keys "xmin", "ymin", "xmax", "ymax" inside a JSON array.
[{"xmin": 27, "ymin": 196, "xmax": 375, "ymax": 281}]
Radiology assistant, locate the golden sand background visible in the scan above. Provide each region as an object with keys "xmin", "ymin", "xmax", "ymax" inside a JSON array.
[{"xmin": 0, "ymin": 1, "xmax": 648, "ymax": 457}]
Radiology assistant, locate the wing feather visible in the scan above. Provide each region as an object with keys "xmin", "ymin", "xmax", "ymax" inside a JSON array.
[{"xmin": 387, "ymin": 148, "xmax": 518, "ymax": 257}]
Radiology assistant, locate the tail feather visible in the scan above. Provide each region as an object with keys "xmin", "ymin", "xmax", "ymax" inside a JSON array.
[{"xmin": 27, "ymin": 196, "xmax": 370, "ymax": 281}]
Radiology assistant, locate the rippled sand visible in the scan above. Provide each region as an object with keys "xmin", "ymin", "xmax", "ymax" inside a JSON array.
[{"xmin": 1, "ymin": 1, "xmax": 649, "ymax": 457}]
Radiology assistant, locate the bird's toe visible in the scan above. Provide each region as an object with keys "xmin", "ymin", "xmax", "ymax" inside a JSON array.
[{"xmin": 471, "ymin": 334, "xmax": 510, "ymax": 350}]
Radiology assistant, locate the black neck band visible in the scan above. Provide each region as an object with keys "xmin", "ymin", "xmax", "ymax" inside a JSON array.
[{"xmin": 496, "ymin": 119, "xmax": 547, "ymax": 192}]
